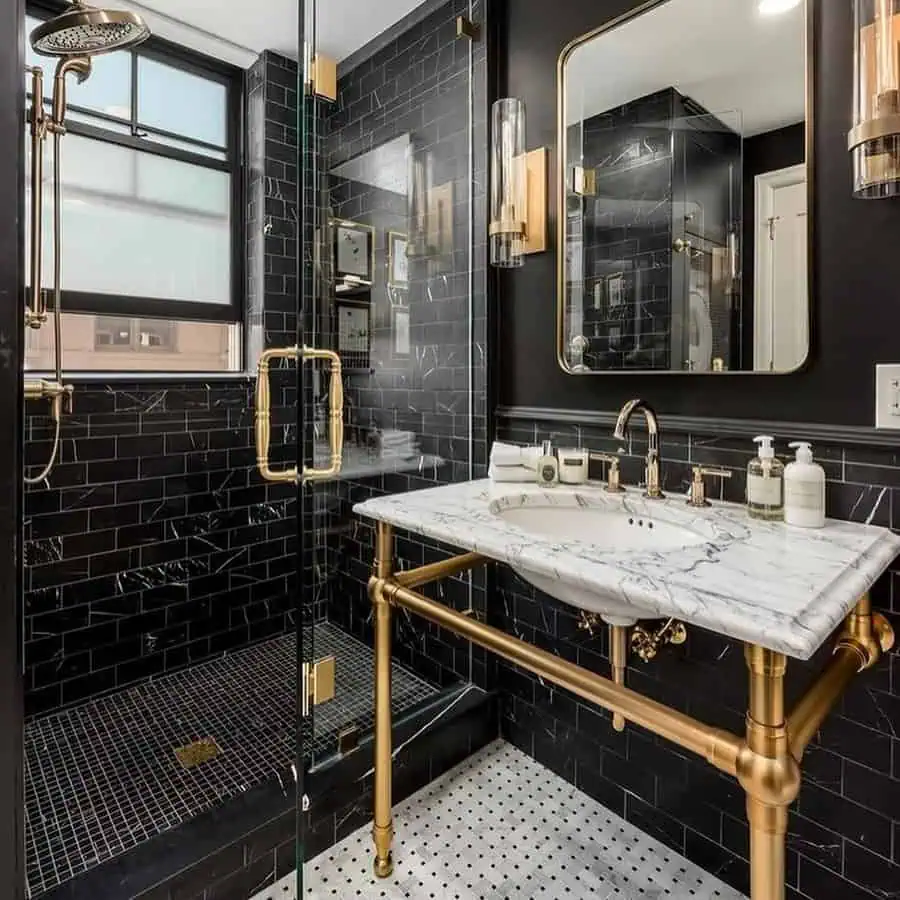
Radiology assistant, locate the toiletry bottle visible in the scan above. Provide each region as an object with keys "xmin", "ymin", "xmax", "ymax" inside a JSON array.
[
  {"xmin": 784, "ymin": 442, "xmax": 826, "ymax": 528},
  {"xmin": 536, "ymin": 440, "xmax": 559, "ymax": 486},
  {"xmin": 747, "ymin": 436, "xmax": 784, "ymax": 521}
]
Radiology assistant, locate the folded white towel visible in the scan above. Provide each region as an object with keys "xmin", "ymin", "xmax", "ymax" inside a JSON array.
[
  {"xmin": 489, "ymin": 465, "xmax": 537, "ymax": 483},
  {"xmin": 490, "ymin": 442, "xmax": 541, "ymax": 471}
]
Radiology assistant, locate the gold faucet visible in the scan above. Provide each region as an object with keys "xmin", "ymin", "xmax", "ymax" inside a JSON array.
[{"xmin": 614, "ymin": 398, "xmax": 663, "ymax": 498}]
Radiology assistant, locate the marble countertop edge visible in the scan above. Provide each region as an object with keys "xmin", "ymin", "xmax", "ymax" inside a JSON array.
[{"xmin": 354, "ymin": 481, "xmax": 900, "ymax": 661}]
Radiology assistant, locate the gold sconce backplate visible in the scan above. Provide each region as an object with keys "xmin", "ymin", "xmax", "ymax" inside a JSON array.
[{"xmin": 524, "ymin": 148, "xmax": 548, "ymax": 255}]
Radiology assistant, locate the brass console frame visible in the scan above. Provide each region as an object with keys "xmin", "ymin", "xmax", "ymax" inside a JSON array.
[{"xmin": 367, "ymin": 522, "xmax": 894, "ymax": 900}]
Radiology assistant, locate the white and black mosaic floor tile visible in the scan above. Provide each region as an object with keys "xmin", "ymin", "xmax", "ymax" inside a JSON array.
[{"xmin": 251, "ymin": 740, "xmax": 746, "ymax": 900}]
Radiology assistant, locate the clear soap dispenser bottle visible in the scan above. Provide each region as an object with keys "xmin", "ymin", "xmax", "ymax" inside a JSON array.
[{"xmin": 747, "ymin": 435, "xmax": 784, "ymax": 521}]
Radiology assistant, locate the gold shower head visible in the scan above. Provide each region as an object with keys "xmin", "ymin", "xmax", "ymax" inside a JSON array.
[{"xmin": 30, "ymin": 1, "xmax": 150, "ymax": 57}]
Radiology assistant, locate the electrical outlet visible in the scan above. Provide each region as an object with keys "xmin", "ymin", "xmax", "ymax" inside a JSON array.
[{"xmin": 875, "ymin": 364, "xmax": 900, "ymax": 429}]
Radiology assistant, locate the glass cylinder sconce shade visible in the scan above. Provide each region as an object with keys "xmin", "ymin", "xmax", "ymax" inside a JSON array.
[
  {"xmin": 490, "ymin": 98, "xmax": 527, "ymax": 267},
  {"xmin": 850, "ymin": 0, "xmax": 900, "ymax": 198}
]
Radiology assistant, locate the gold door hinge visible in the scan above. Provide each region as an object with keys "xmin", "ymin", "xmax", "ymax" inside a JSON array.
[
  {"xmin": 570, "ymin": 165, "xmax": 597, "ymax": 197},
  {"xmin": 457, "ymin": 16, "xmax": 481, "ymax": 40},
  {"xmin": 338, "ymin": 726, "xmax": 360, "ymax": 756},
  {"xmin": 302, "ymin": 656, "xmax": 336, "ymax": 716}
]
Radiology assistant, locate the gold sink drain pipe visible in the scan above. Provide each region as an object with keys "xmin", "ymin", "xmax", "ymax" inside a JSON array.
[{"xmin": 367, "ymin": 521, "xmax": 894, "ymax": 900}]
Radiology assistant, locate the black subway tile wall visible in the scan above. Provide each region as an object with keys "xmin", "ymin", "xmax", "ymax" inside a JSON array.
[
  {"xmin": 306, "ymin": 0, "xmax": 491, "ymax": 690},
  {"xmin": 22, "ymin": 51, "xmax": 298, "ymax": 719},
  {"xmin": 495, "ymin": 412, "xmax": 900, "ymax": 899}
]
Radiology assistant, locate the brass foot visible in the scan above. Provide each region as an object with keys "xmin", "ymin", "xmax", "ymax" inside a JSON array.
[{"xmin": 373, "ymin": 853, "xmax": 394, "ymax": 878}]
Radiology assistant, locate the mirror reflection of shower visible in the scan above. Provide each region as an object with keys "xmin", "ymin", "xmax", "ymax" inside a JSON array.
[{"xmin": 24, "ymin": 1, "xmax": 149, "ymax": 484}]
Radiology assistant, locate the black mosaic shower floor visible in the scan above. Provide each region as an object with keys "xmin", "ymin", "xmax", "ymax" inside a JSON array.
[{"xmin": 25, "ymin": 623, "xmax": 438, "ymax": 898}]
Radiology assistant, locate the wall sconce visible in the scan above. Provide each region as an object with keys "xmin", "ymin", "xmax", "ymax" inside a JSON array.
[
  {"xmin": 490, "ymin": 98, "xmax": 547, "ymax": 267},
  {"xmin": 850, "ymin": 0, "xmax": 900, "ymax": 198}
]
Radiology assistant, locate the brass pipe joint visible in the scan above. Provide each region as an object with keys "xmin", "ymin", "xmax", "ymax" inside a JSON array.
[
  {"xmin": 736, "ymin": 730, "xmax": 801, "ymax": 810},
  {"xmin": 632, "ymin": 618, "xmax": 687, "ymax": 662},
  {"xmin": 837, "ymin": 601, "xmax": 894, "ymax": 671}
]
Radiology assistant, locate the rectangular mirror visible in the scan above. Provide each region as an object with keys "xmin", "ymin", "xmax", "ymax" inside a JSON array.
[{"xmin": 558, "ymin": 0, "xmax": 811, "ymax": 374}]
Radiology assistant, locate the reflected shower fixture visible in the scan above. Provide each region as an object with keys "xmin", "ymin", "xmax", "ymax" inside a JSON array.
[
  {"xmin": 24, "ymin": 1, "xmax": 150, "ymax": 484},
  {"xmin": 489, "ymin": 98, "xmax": 547, "ymax": 268},
  {"xmin": 850, "ymin": 0, "xmax": 900, "ymax": 198}
]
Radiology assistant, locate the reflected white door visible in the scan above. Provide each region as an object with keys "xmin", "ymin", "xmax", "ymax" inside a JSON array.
[{"xmin": 754, "ymin": 164, "xmax": 807, "ymax": 372}]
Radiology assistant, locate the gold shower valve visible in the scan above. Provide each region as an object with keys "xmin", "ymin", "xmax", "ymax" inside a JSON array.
[{"xmin": 24, "ymin": 379, "xmax": 73, "ymax": 416}]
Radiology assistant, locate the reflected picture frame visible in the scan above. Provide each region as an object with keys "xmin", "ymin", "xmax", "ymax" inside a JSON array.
[
  {"xmin": 334, "ymin": 219, "xmax": 374, "ymax": 286},
  {"xmin": 388, "ymin": 231, "xmax": 409, "ymax": 289}
]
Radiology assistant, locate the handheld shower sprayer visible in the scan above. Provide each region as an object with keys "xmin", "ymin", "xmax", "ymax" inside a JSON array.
[{"xmin": 24, "ymin": 2, "xmax": 149, "ymax": 485}]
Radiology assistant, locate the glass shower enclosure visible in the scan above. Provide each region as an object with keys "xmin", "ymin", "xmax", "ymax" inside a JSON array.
[{"xmin": 278, "ymin": 1, "xmax": 482, "ymax": 892}]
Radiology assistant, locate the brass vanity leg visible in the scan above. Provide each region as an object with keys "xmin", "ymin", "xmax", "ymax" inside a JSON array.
[
  {"xmin": 739, "ymin": 646, "xmax": 800, "ymax": 900},
  {"xmin": 372, "ymin": 522, "xmax": 395, "ymax": 878},
  {"xmin": 609, "ymin": 625, "xmax": 628, "ymax": 732}
]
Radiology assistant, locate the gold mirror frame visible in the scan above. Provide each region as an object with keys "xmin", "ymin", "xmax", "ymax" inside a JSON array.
[{"xmin": 556, "ymin": 0, "xmax": 815, "ymax": 376}]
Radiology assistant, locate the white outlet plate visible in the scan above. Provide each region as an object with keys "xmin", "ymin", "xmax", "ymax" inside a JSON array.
[{"xmin": 875, "ymin": 364, "xmax": 900, "ymax": 429}]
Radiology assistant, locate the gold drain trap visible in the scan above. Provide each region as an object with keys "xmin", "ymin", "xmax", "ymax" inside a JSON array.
[{"xmin": 174, "ymin": 737, "xmax": 222, "ymax": 769}]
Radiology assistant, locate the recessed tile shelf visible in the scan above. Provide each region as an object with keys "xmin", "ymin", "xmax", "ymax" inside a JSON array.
[{"xmin": 253, "ymin": 740, "xmax": 745, "ymax": 900}]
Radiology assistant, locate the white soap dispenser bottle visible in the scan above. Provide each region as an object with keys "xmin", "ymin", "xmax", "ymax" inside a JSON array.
[
  {"xmin": 784, "ymin": 442, "xmax": 826, "ymax": 528},
  {"xmin": 747, "ymin": 435, "xmax": 784, "ymax": 521}
]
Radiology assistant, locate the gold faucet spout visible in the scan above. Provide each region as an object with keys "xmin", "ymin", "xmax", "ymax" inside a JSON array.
[{"xmin": 614, "ymin": 398, "xmax": 664, "ymax": 498}]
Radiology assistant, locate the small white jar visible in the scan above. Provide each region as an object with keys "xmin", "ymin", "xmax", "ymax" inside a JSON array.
[{"xmin": 558, "ymin": 448, "xmax": 589, "ymax": 485}]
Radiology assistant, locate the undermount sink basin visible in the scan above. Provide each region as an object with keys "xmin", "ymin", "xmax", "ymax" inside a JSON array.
[
  {"xmin": 491, "ymin": 493, "xmax": 713, "ymax": 627},
  {"xmin": 495, "ymin": 505, "xmax": 708, "ymax": 552}
]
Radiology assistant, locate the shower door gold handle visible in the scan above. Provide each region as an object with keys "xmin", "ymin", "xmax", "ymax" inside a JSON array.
[{"xmin": 254, "ymin": 345, "xmax": 344, "ymax": 484}]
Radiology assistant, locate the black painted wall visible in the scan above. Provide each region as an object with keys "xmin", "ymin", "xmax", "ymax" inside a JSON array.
[
  {"xmin": 1, "ymin": 0, "xmax": 26, "ymax": 895},
  {"xmin": 495, "ymin": 413, "xmax": 900, "ymax": 900},
  {"xmin": 498, "ymin": 0, "xmax": 899, "ymax": 427},
  {"xmin": 22, "ymin": 51, "xmax": 299, "ymax": 718}
]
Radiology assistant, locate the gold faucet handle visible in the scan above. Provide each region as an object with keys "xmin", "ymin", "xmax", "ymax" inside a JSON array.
[
  {"xmin": 687, "ymin": 466, "xmax": 732, "ymax": 508},
  {"xmin": 589, "ymin": 452, "xmax": 626, "ymax": 493}
]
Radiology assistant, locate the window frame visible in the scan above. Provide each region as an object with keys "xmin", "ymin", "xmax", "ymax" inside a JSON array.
[{"xmin": 26, "ymin": 1, "xmax": 245, "ymax": 333}]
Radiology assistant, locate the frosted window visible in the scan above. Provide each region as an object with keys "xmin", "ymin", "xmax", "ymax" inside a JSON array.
[
  {"xmin": 25, "ymin": 134, "xmax": 231, "ymax": 305},
  {"xmin": 138, "ymin": 57, "xmax": 226, "ymax": 147}
]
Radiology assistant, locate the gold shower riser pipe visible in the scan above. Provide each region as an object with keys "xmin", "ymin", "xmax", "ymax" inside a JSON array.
[{"xmin": 375, "ymin": 576, "xmax": 743, "ymax": 776}]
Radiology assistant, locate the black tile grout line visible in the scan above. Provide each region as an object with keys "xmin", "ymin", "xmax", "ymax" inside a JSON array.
[{"xmin": 24, "ymin": 622, "xmax": 438, "ymax": 899}]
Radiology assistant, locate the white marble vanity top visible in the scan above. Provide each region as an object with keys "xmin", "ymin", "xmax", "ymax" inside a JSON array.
[{"xmin": 354, "ymin": 480, "xmax": 900, "ymax": 659}]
